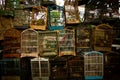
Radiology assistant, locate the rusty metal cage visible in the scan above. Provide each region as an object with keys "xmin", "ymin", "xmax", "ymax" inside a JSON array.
[
  {"xmin": 31, "ymin": 57, "xmax": 50, "ymax": 80},
  {"xmin": 84, "ymin": 51, "xmax": 104, "ymax": 80},
  {"xmin": 21, "ymin": 28, "xmax": 39, "ymax": 58}
]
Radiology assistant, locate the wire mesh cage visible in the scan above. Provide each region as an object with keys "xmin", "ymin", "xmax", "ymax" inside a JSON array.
[
  {"xmin": 30, "ymin": 6, "xmax": 48, "ymax": 30},
  {"xmin": 93, "ymin": 24, "xmax": 113, "ymax": 51},
  {"xmin": 38, "ymin": 31, "xmax": 58, "ymax": 57},
  {"xmin": 50, "ymin": 56, "xmax": 68, "ymax": 80},
  {"xmin": 64, "ymin": 0, "xmax": 80, "ymax": 24},
  {"xmin": 68, "ymin": 55, "xmax": 84, "ymax": 80},
  {"xmin": 58, "ymin": 29, "xmax": 76, "ymax": 56},
  {"xmin": 0, "ymin": 59, "xmax": 21, "ymax": 80},
  {"xmin": 76, "ymin": 24, "xmax": 93, "ymax": 53},
  {"xmin": 31, "ymin": 57, "xmax": 50, "ymax": 80},
  {"xmin": 3, "ymin": 28, "xmax": 21, "ymax": 58},
  {"xmin": 84, "ymin": 51, "xmax": 104, "ymax": 80},
  {"xmin": 48, "ymin": 5, "xmax": 65, "ymax": 30},
  {"xmin": 21, "ymin": 28, "xmax": 39, "ymax": 58}
]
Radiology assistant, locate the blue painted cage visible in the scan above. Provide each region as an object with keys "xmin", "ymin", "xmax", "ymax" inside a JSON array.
[{"xmin": 84, "ymin": 51, "xmax": 104, "ymax": 80}]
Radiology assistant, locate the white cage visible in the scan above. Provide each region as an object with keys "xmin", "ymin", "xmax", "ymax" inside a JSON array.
[
  {"xmin": 84, "ymin": 51, "xmax": 104, "ymax": 80},
  {"xmin": 21, "ymin": 28, "xmax": 39, "ymax": 58},
  {"xmin": 31, "ymin": 57, "xmax": 50, "ymax": 80}
]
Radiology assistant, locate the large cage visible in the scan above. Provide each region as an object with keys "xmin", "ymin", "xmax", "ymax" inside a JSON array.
[
  {"xmin": 84, "ymin": 51, "xmax": 104, "ymax": 80},
  {"xmin": 31, "ymin": 57, "xmax": 50, "ymax": 80},
  {"xmin": 64, "ymin": 0, "xmax": 80, "ymax": 24},
  {"xmin": 58, "ymin": 29, "xmax": 76, "ymax": 56},
  {"xmin": 0, "ymin": 59, "xmax": 21, "ymax": 80},
  {"xmin": 93, "ymin": 24, "xmax": 113, "ymax": 51},
  {"xmin": 48, "ymin": 5, "xmax": 65, "ymax": 30},
  {"xmin": 38, "ymin": 31, "xmax": 58, "ymax": 57},
  {"xmin": 3, "ymin": 28, "xmax": 21, "ymax": 58},
  {"xmin": 68, "ymin": 55, "xmax": 84, "ymax": 80},
  {"xmin": 30, "ymin": 6, "xmax": 48, "ymax": 30},
  {"xmin": 21, "ymin": 28, "xmax": 39, "ymax": 58}
]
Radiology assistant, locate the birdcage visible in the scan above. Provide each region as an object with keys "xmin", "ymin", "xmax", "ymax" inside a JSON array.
[
  {"xmin": 50, "ymin": 56, "xmax": 68, "ymax": 80},
  {"xmin": 58, "ymin": 29, "xmax": 76, "ymax": 56},
  {"xmin": 21, "ymin": 28, "xmax": 39, "ymax": 58},
  {"xmin": 64, "ymin": 0, "xmax": 80, "ymax": 24},
  {"xmin": 76, "ymin": 24, "xmax": 93, "ymax": 53},
  {"xmin": 84, "ymin": 51, "xmax": 104, "ymax": 80},
  {"xmin": 38, "ymin": 31, "xmax": 58, "ymax": 57},
  {"xmin": 3, "ymin": 28, "xmax": 21, "ymax": 58},
  {"xmin": 30, "ymin": 6, "xmax": 48, "ymax": 30},
  {"xmin": 0, "ymin": 59, "xmax": 21, "ymax": 80},
  {"xmin": 48, "ymin": 5, "xmax": 65, "ymax": 30},
  {"xmin": 31, "ymin": 57, "xmax": 50, "ymax": 80},
  {"xmin": 93, "ymin": 24, "xmax": 113, "ymax": 52},
  {"xmin": 68, "ymin": 55, "xmax": 84, "ymax": 80},
  {"xmin": 13, "ymin": 8, "xmax": 30, "ymax": 29}
]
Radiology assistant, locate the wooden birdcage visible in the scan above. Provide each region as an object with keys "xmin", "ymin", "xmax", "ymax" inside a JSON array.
[
  {"xmin": 30, "ymin": 6, "xmax": 48, "ymax": 30},
  {"xmin": 13, "ymin": 8, "xmax": 30, "ymax": 28},
  {"xmin": 64, "ymin": 0, "xmax": 80, "ymax": 24},
  {"xmin": 76, "ymin": 24, "xmax": 93, "ymax": 53},
  {"xmin": 31, "ymin": 57, "xmax": 50, "ymax": 80},
  {"xmin": 21, "ymin": 28, "xmax": 39, "ymax": 58},
  {"xmin": 0, "ymin": 59, "xmax": 21, "ymax": 80},
  {"xmin": 84, "ymin": 51, "xmax": 104, "ymax": 80},
  {"xmin": 93, "ymin": 24, "xmax": 113, "ymax": 52},
  {"xmin": 68, "ymin": 55, "xmax": 84, "ymax": 80},
  {"xmin": 48, "ymin": 5, "xmax": 65, "ymax": 30},
  {"xmin": 38, "ymin": 31, "xmax": 58, "ymax": 57},
  {"xmin": 3, "ymin": 28, "xmax": 21, "ymax": 58},
  {"xmin": 58, "ymin": 29, "xmax": 76, "ymax": 56}
]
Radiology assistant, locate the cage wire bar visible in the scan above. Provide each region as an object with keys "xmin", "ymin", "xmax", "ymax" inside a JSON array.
[
  {"xmin": 84, "ymin": 51, "xmax": 104, "ymax": 80},
  {"xmin": 31, "ymin": 57, "xmax": 50, "ymax": 80}
]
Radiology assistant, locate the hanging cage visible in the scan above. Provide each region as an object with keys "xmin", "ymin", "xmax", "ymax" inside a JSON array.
[
  {"xmin": 38, "ymin": 31, "xmax": 58, "ymax": 57},
  {"xmin": 3, "ymin": 28, "xmax": 21, "ymax": 58},
  {"xmin": 31, "ymin": 57, "xmax": 50, "ymax": 80},
  {"xmin": 93, "ymin": 24, "xmax": 113, "ymax": 51},
  {"xmin": 84, "ymin": 51, "xmax": 104, "ymax": 80},
  {"xmin": 21, "ymin": 28, "xmax": 39, "ymax": 58},
  {"xmin": 58, "ymin": 29, "xmax": 76, "ymax": 56},
  {"xmin": 30, "ymin": 6, "xmax": 48, "ymax": 30},
  {"xmin": 64, "ymin": 0, "xmax": 80, "ymax": 24},
  {"xmin": 48, "ymin": 5, "xmax": 65, "ymax": 30}
]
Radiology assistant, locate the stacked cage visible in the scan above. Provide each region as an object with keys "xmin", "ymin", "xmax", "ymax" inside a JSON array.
[
  {"xmin": 68, "ymin": 55, "xmax": 84, "ymax": 80},
  {"xmin": 58, "ymin": 29, "xmax": 76, "ymax": 56},
  {"xmin": 0, "ymin": 59, "xmax": 21, "ymax": 80},
  {"xmin": 21, "ymin": 28, "xmax": 39, "ymax": 58},
  {"xmin": 38, "ymin": 31, "xmax": 58, "ymax": 57},
  {"xmin": 31, "ymin": 57, "xmax": 50, "ymax": 80},
  {"xmin": 84, "ymin": 51, "xmax": 104, "ymax": 80}
]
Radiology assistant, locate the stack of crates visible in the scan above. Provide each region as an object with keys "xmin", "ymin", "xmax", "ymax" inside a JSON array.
[
  {"xmin": 84, "ymin": 51, "xmax": 104, "ymax": 80},
  {"xmin": 31, "ymin": 57, "xmax": 50, "ymax": 80}
]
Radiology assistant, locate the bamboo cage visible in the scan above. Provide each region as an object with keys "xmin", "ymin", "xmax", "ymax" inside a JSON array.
[{"xmin": 30, "ymin": 6, "xmax": 48, "ymax": 30}]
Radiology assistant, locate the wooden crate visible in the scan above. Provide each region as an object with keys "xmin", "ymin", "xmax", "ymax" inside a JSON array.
[{"xmin": 30, "ymin": 6, "xmax": 48, "ymax": 30}]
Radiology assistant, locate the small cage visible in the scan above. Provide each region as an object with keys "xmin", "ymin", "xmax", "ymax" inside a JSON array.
[
  {"xmin": 31, "ymin": 57, "xmax": 50, "ymax": 80},
  {"xmin": 3, "ymin": 28, "xmax": 21, "ymax": 58},
  {"xmin": 76, "ymin": 24, "xmax": 93, "ymax": 53},
  {"xmin": 68, "ymin": 55, "xmax": 84, "ymax": 80},
  {"xmin": 21, "ymin": 28, "xmax": 39, "ymax": 58},
  {"xmin": 58, "ymin": 29, "xmax": 76, "ymax": 56},
  {"xmin": 64, "ymin": 0, "xmax": 80, "ymax": 24},
  {"xmin": 0, "ymin": 59, "xmax": 21, "ymax": 80},
  {"xmin": 48, "ymin": 5, "xmax": 65, "ymax": 30},
  {"xmin": 50, "ymin": 56, "xmax": 68, "ymax": 80},
  {"xmin": 38, "ymin": 31, "xmax": 58, "ymax": 57},
  {"xmin": 30, "ymin": 6, "xmax": 48, "ymax": 30},
  {"xmin": 13, "ymin": 9, "xmax": 30, "ymax": 28},
  {"xmin": 93, "ymin": 24, "xmax": 113, "ymax": 51},
  {"xmin": 84, "ymin": 51, "xmax": 104, "ymax": 80}
]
